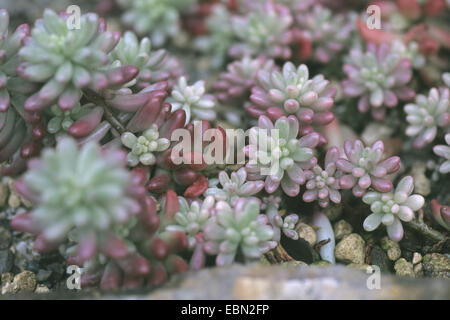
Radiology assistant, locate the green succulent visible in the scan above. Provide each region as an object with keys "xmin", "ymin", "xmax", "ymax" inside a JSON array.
[
  {"xmin": 362, "ymin": 176, "xmax": 424, "ymax": 242},
  {"xmin": 166, "ymin": 196, "xmax": 215, "ymax": 248},
  {"xmin": 118, "ymin": 0, "xmax": 197, "ymax": 46},
  {"xmin": 18, "ymin": 9, "xmax": 119, "ymax": 111},
  {"xmin": 121, "ymin": 124, "xmax": 170, "ymax": 166},
  {"xmin": 22, "ymin": 137, "xmax": 139, "ymax": 244},
  {"xmin": 168, "ymin": 76, "xmax": 216, "ymax": 124},
  {"xmin": 203, "ymin": 198, "xmax": 276, "ymax": 266},
  {"xmin": 0, "ymin": 9, "xmax": 32, "ymax": 111}
]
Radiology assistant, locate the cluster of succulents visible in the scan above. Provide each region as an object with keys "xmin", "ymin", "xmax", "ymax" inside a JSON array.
[{"xmin": 1, "ymin": 0, "xmax": 450, "ymax": 292}]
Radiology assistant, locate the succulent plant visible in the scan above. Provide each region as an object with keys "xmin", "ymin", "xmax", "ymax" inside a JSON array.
[
  {"xmin": 337, "ymin": 140, "xmax": 400, "ymax": 197},
  {"xmin": 248, "ymin": 61, "xmax": 336, "ymax": 131},
  {"xmin": 0, "ymin": 9, "xmax": 31, "ymax": 112},
  {"xmin": 165, "ymin": 196, "xmax": 216, "ymax": 249},
  {"xmin": 11, "ymin": 137, "xmax": 142, "ymax": 252},
  {"xmin": 213, "ymin": 56, "xmax": 275, "ymax": 103},
  {"xmin": 433, "ymin": 133, "xmax": 450, "ymax": 174},
  {"xmin": 295, "ymin": 5, "xmax": 354, "ymax": 63},
  {"xmin": 168, "ymin": 76, "xmax": 216, "ymax": 124},
  {"xmin": 342, "ymin": 42, "xmax": 415, "ymax": 120},
  {"xmin": 17, "ymin": 9, "xmax": 133, "ymax": 112},
  {"xmin": 194, "ymin": 4, "xmax": 235, "ymax": 68},
  {"xmin": 229, "ymin": 1, "xmax": 293, "ymax": 59},
  {"xmin": 205, "ymin": 168, "xmax": 264, "ymax": 205},
  {"xmin": 404, "ymin": 87, "xmax": 450, "ymax": 149},
  {"xmin": 303, "ymin": 147, "xmax": 342, "ymax": 207},
  {"xmin": 245, "ymin": 115, "xmax": 319, "ymax": 197},
  {"xmin": 430, "ymin": 199, "xmax": 450, "ymax": 231},
  {"xmin": 264, "ymin": 201, "xmax": 298, "ymax": 241},
  {"xmin": 203, "ymin": 198, "xmax": 276, "ymax": 266},
  {"xmin": 121, "ymin": 125, "xmax": 170, "ymax": 166},
  {"xmin": 117, "ymin": 0, "xmax": 197, "ymax": 46},
  {"xmin": 362, "ymin": 176, "xmax": 424, "ymax": 242},
  {"xmin": 391, "ymin": 40, "xmax": 425, "ymax": 69}
]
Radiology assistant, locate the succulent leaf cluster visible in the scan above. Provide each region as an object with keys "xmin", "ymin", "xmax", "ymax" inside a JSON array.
[
  {"xmin": 229, "ymin": 1, "xmax": 293, "ymax": 59},
  {"xmin": 362, "ymin": 176, "xmax": 424, "ymax": 242},
  {"xmin": 248, "ymin": 62, "xmax": 336, "ymax": 131},
  {"xmin": 433, "ymin": 133, "xmax": 450, "ymax": 174},
  {"xmin": 203, "ymin": 198, "xmax": 276, "ymax": 266},
  {"xmin": 404, "ymin": 87, "xmax": 450, "ymax": 149},
  {"xmin": 342, "ymin": 42, "xmax": 415, "ymax": 120},
  {"xmin": 117, "ymin": 0, "xmax": 197, "ymax": 46},
  {"xmin": 245, "ymin": 115, "xmax": 319, "ymax": 197},
  {"xmin": 168, "ymin": 76, "xmax": 216, "ymax": 124},
  {"xmin": 337, "ymin": 140, "xmax": 400, "ymax": 197},
  {"xmin": 303, "ymin": 147, "xmax": 342, "ymax": 207}
]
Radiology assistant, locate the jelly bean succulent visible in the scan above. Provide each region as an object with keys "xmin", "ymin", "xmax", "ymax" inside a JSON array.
[
  {"xmin": 11, "ymin": 137, "xmax": 141, "ymax": 251},
  {"xmin": 404, "ymin": 87, "xmax": 450, "ymax": 149},
  {"xmin": 121, "ymin": 124, "xmax": 170, "ymax": 166},
  {"xmin": 229, "ymin": 1, "xmax": 293, "ymax": 59},
  {"xmin": 342, "ymin": 42, "xmax": 415, "ymax": 120},
  {"xmin": 433, "ymin": 133, "xmax": 450, "ymax": 174},
  {"xmin": 303, "ymin": 147, "xmax": 342, "ymax": 208},
  {"xmin": 117, "ymin": 0, "xmax": 197, "ymax": 46},
  {"xmin": 248, "ymin": 61, "xmax": 336, "ymax": 132},
  {"xmin": 203, "ymin": 198, "xmax": 276, "ymax": 266},
  {"xmin": 362, "ymin": 176, "xmax": 425, "ymax": 242},
  {"xmin": 205, "ymin": 168, "xmax": 264, "ymax": 205},
  {"xmin": 245, "ymin": 115, "xmax": 319, "ymax": 197},
  {"xmin": 337, "ymin": 140, "xmax": 400, "ymax": 197},
  {"xmin": 18, "ymin": 9, "xmax": 125, "ymax": 111},
  {"xmin": 168, "ymin": 76, "xmax": 216, "ymax": 124}
]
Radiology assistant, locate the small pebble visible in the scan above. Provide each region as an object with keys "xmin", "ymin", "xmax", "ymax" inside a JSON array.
[
  {"xmin": 335, "ymin": 234, "xmax": 366, "ymax": 264},
  {"xmin": 412, "ymin": 252, "xmax": 422, "ymax": 265},
  {"xmin": 333, "ymin": 220, "xmax": 352, "ymax": 240},
  {"xmin": 295, "ymin": 223, "xmax": 316, "ymax": 246},
  {"xmin": 394, "ymin": 258, "xmax": 415, "ymax": 278},
  {"xmin": 380, "ymin": 236, "xmax": 401, "ymax": 261},
  {"xmin": 35, "ymin": 285, "xmax": 50, "ymax": 294}
]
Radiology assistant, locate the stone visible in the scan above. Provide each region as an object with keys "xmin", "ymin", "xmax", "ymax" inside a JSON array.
[
  {"xmin": 0, "ymin": 249, "xmax": 13, "ymax": 274},
  {"xmin": 0, "ymin": 226, "xmax": 12, "ymax": 249},
  {"xmin": 394, "ymin": 258, "xmax": 415, "ymax": 278},
  {"xmin": 410, "ymin": 162, "xmax": 430, "ymax": 196},
  {"xmin": 295, "ymin": 223, "xmax": 316, "ymax": 246},
  {"xmin": 102, "ymin": 264, "xmax": 450, "ymax": 299},
  {"xmin": 35, "ymin": 285, "xmax": 50, "ymax": 294},
  {"xmin": 323, "ymin": 205, "xmax": 342, "ymax": 221},
  {"xmin": 412, "ymin": 252, "xmax": 422, "ymax": 265},
  {"xmin": 335, "ymin": 234, "xmax": 365, "ymax": 264},
  {"xmin": 311, "ymin": 260, "xmax": 332, "ymax": 267},
  {"xmin": 281, "ymin": 260, "xmax": 308, "ymax": 268},
  {"xmin": 347, "ymin": 263, "xmax": 370, "ymax": 271},
  {"xmin": 8, "ymin": 194, "xmax": 21, "ymax": 209},
  {"xmin": 333, "ymin": 220, "xmax": 352, "ymax": 240},
  {"xmin": 1, "ymin": 271, "xmax": 37, "ymax": 294},
  {"xmin": 422, "ymin": 253, "xmax": 450, "ymax": 279},
  {"xmin": 380, "ymin": 236, "xmax": 401, "ymax": 261},
  {"xmin": 414, "ymin": 263, "xmax": 424, "ymax": 277}
]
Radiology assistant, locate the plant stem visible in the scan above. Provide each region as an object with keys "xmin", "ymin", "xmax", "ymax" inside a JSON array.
[
  {"xmin": 83, "ymin": 89, "xmax": 125, "ymax": 135},
  {"xmin": 405, "ymin": 220, "xmax": 447, "ymax": 242}
]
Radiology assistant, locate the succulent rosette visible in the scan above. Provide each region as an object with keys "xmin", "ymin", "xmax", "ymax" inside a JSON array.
[
  {"xmin": 117, "ymin": 0, "xmax": 197, "ymax": 46},
  {"xmin": 405, "ymin": 87, "xmax": 450, "ymax": 149},
  {"xmin": 295, "ymin": 5, "xmax": 354, "ymax": 63},
  {"xmin": 229, "ymin": 1, "xmax": 293, "ymax": 59},
  {"xmin": 18, "ymin": 9, "xmax": 138, "ymax": 112},
  {"xmin": 245, "ymin": 115, "xmax": 319, "ymax": 197},
  {"xmin": 362, "ymin": 176, "xmax": 424, "ymax": 242},
  {"xmin": 203, "ymin": 198, "xmax": 276, "ymax": 266},
  {"xmin": 248, "ymin": 61, "xmax": 336, "ymax": 134},
  {"xmin": 337, "ymin": 140, "xmax": 400, "ymax": 197},
  {"xmin": 205, "ymin": 168, "xmax": 264, "ymax": 205},
  {"xmin": 342, "ymin": 42, "xmax": 415, "ymax": 120},
  {"xmin": 167, "ymin": 76, "xmax": 216, "ymax": 124},
  {"xmin": 264, "ymin": 201, "xmax": 299, "ymax": 241},
  {"xmin": 303, "ymin": 147, "xmax": 342, "ymax": 207},
  {"xmin": 433, "ymin": 133, "xmax": 450, "ymax": 174}
]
